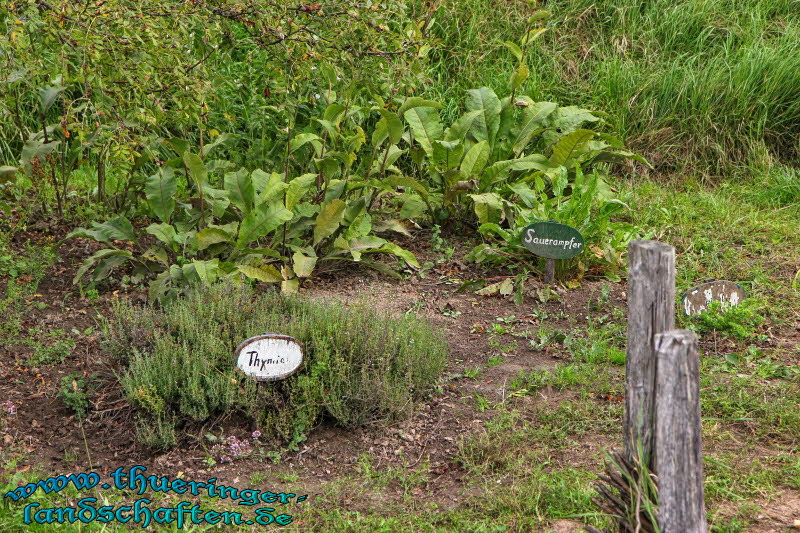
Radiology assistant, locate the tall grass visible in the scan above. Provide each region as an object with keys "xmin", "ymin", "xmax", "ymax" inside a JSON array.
[{"xmin": 422, "ymin": 0, "xmax": 800, "ymax": 175}]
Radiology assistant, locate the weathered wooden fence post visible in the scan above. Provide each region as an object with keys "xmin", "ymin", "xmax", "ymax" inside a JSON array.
[
  {"xmin": 624, "ymin": 240, "xmax": 676, "ymax": 459},
  {"xmin": 593, "ymin": 241, "xmax": 709, "ymax": 532},
  {"xmin": 655, "ymin": 330, "xmax": 707, "ymax": 533}
]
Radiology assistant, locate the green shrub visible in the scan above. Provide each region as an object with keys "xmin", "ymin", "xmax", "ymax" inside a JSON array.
[
  {"xmin": 103, "ymin": 282, "xmax": 448, "ymax": 449},
  {"xmin": 687, "ymin": 298, "xmax": 766, "ymax": 340},
  {"xmin": 467, "ymin": 167, "xmax": 644, "ymax": 281}
]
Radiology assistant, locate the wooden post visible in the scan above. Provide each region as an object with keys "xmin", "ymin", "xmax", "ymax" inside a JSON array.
[
  {"xmin": 654, "ymin": 330, "xmax": 707, "ymax": 533},
  {"xmin": 544, "ymin": 258, "xmax": 555, "ymax": 284},
  {"xmin": 624, "ymin": 240, "xmax": 675, "ymax": 459}
]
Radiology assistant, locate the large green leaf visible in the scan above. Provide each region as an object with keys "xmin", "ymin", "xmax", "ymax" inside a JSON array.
[
  {"xmin": 292, "ymin": 251, "xmax": 317, "ymax": 277},
  {"xmin": 432, "ymin": 140, "xmax": 464, "ymax": 170},
  {"xmin": 281, "ymin": 279, "xmax": 300, "ymax": 294},
  {"xmin": 290, "ymin": 133, "xmax": 322, "ymax": 153},
  {"xmin": 258, "ymin": 171, "xmax": 289, "ymax": 204},
  {"xmin": 200, "ymin": 133, "xmax": 235, "ymax": 158},
  {"xmin": 38, "ymin": 86, "xmax": 65, "ymax": 115},
  {"xmin": 372, "ymin": 243, "xmax": 420, "ymax": 269},
  {"xmin": 236, "ymin": 201, "xmax": 293, "ymax": 248},
  {"xmin": 285, "ymin": 174, "xmax": 316, "ymax": 210},
  {"xmin": 461, "ymin": 140, "xmax": 490, "ymax": 177},
  {"xmin": 201, "ymin": 185, "xmax": 231, "ymax": 218},
  {"xmin": 404, "ymin": 107, "xmax": 442, "ymax": 158},
  {"xmin": 513, "ymin": 101, "xmax": 558, "ymax": 155},
  {"xmin": 373, "ymin": 219, "xmax": 412, "ymax": 237},
  {"xmin": 397, "ymin": 97, "xmax": 443, "ymax": 116},
  {"xmin": 480, "ymin": 153, "xmax": 549, "ymax": 189},
  {"xmin": 372, "ymin": 117, "xmax": 389, "ymax": 147},
  {"xmin": 73, "ymin": 249, "xmax": 133, "ymax": 285},
  {"xmin": 384, "ymin": 175, "xmax": 430, "ymax": 201},
  {"xmin": 545, "ymin": 107, "xmax": 599, "ymax": 142},
  {"xmin": 549, "ymin": 129, "xmax": 596, "ymax": 167},
  {"xmin": 185, "ymin": 259, "xmax": 221, "ymax": 285},
  {"xmin": 145, "ymin": 167, "xmax": 177, "ymax": 223},
  {"xmin": 313, "ymin": 199, "xmax": 346, "ymax": 245},
  {"xmin": 466, "ymin": 87, "xmax": 502, "ymax": 147},
  {"xmin": 20, "ymin": 140, "xmax": 60, "ymax": 174},
  {"xmin": 372, "ymin": 145, "xmax": 406, "ymax": 174},
  {"xmin": 444, "ymin": 110, "xmax": 482, "ymax": 142},
  {"xmin": 236, "ymin": 264, "xmax": 283, "ymax": 283},
  {"xmin": 66, "ymin": 216, "xmax": 136, "ymax": 244},
  {"xmin": 251, "ymin": 169, "xmax": 272, "ymax": 194},
  {"xmin": 196, "ymin": 227, "xmax": 234, "ymax": 250},
  {"xmin": 183, "ymin": 151, "xmax": 207, "ymax": 188},
  {"xmin": 469, "ymin": 193, "xmax": 504, "ymax": 224},
  {"xmin": 324, "ymin": 103, "xmax": 347, "ymax": 124},
  {"xmin": 224, "ymin": 168, "xmax": 254, "ymax": 215},
  {"xmin": 377, "ymin": 109, "xmax": 404, "ymax": 145},
  {"xmin": 145, "ymin": 223, "xmax": 178, "ymax": 247}
]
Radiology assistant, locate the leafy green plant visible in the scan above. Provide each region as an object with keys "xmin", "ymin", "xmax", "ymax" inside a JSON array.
[
  {"xmin": 468, "ymin": 166, "xmax": 644, "ymax": 281},
  {"xmin": 103, "ymin": 282, "xmax": 447, "ymax": 449},
  {"xmin": 58, "ymin": 373, "xmax": 91, "ymax": 419},
  {"xmin": 463, "ymin": 366, "xmax": 482, "ymax": 379},
  {"xmin": 394, "ymin": 67, "xmax": 646, "ymax": 223},
  {"xmin": 0, "ymin": 1, "xmax": 429, "ymax": 208},
  {"xmin": 67, "ymin": 141, "xmax": 420, "ymax": 302},
  {"xmin": 26, "ymin": 329, "xmax": 74, "ymax": 366},
  {"xmin": 688, "ymin": 298, "xmax": 766, "ymax": 340}
]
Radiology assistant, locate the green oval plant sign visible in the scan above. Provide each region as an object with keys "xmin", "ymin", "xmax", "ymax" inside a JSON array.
[{"xmin": 521, "ymin": 222, "xmax": 585, "ymax": 259}]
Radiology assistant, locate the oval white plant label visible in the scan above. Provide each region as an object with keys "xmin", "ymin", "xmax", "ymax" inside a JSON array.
[{"xmin": 234, "ymin": 334, "xmax": 304, "ymax": 381}]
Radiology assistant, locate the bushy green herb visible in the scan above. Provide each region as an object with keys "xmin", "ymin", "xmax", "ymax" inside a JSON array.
[
  {"xmin": 58, "ymin": 373, "xmax": 90, "ymax": 419},
  {"xmin": 468, "ymin": 166, "xmax": 645, "ymax": 281},
  {"xmin": 688, "ymin": 299, "xmax": 765, "ymax": 340},
  {"xmin": 104, "ymin": 282, "xmax": 447, "ymax": 449}
]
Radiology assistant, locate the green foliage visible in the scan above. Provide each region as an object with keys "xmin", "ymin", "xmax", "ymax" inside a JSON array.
[
  {"xmin": 0, "ymin": 235, "xmax": 54, "ymax": 342},
  {"xmin": 747, "ymin": 165, "xmax": 800, "ymax": 208},
  {"xmin": 424, "ymin": 0, "xmax": 800, "ymax": 174},
  {"xmin": 67, "ymin": 141, "xmax": 420, "ymax": 302},
  {"xmin": 0, "ymin": 0, "xmax": 429, "ymax": 217},
  {"xmin": 688, "ymin": 299, "xmax": 766, "ymax": 340},
  {"xmin": 58, "ymin": 373, "xmax": 90, "ymax": 419},
  {"xmin": 468, "ymin": 167, "xmax": 643, "ymax": 281},
  {"xmin": 103, "ymin": 282, "xmax": 448, "ymax": 449},
  {"xmin": 397, "ymin": 84, "xmax": 645, "ymax": 224},
  {"xmin": 26, "ymin": 329, "xmax": 74, "ymax": 366}
]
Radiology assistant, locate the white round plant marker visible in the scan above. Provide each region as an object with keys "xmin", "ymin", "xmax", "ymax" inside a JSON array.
[{"xmin": 234, "ymin": 334, "xmax": 304, "ymax": 381}]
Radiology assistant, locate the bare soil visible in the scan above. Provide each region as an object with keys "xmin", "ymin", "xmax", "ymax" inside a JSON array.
[{"xmin": 1, "ymin": 225, "xmax": 796, "ymax": 532}]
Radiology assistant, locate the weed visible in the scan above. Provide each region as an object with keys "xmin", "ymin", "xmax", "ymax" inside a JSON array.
[
  {"xmin": 463, "ymin": 367, "xmax": 482, "ymax": 380},
  {"xmin": 26, "ymin": 330, "xmax": 75, "ymax": 366},
  {"xmin": 486, "ymin": 355, "xmax": 504, "ymax": 367},
  {"xmin": 530, "ymin": 326, "xmax": 567, "ymax": 350},
  {"xmin": 474, "ymin": 394, "xmax": 490, "ymax": 412},
  {"xmin": 688, "ymin": 299, "xmax": 766, "ymax": 340},
  {"xmin": 249, "ymin": 471, "xmax": 268, "ymax": 486},
  {"xmin": 58, "ymin": 373, "xmax": 91, "ymax": 418}
]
